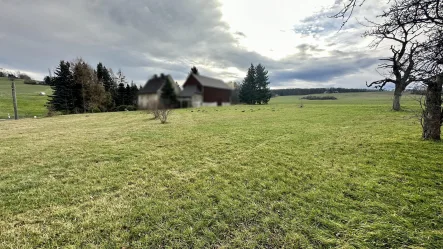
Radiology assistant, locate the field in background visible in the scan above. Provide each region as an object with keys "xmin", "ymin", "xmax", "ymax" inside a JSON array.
[
  {"xmin": 0, "ymin": 77, "xmax": 51, "ymax": 119},
  {"xmin": 1, "ymin": 92, "xmax": 442, "ymax": 248}
]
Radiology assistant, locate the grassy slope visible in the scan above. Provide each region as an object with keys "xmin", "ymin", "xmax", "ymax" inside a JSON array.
[
  {"xmin": 0, "ymin": 92, "xmax": 442, "ymax": 248},
  {"xmin": 0, "ymin": 77, "xmax": 51, "ymax": 119}
]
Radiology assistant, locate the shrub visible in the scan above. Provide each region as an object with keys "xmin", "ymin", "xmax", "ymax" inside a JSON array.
[
  {"xmin": 91, "ymin": 107, "xmax": 102, "ymax": 113},
  {"xmin": 126, "ymin": 105, "xmax": 137, "ymax": 111},
  {"xmin": 159, "ymin": 109, "xmax": 171, "ymax": 124},
  {"xmin": 24, "ymin": 79, "xmax": 37, "ymax": 85},
  {"xmin": 116, "ymin": 105, "xmax": 128, "ymax": 111},
  {"xmin": 46, "ymin": 106, "xmax": 60, "ymax": 117},
  {"xmin": 301, "ymin": 95, "xmax": 337, "ymax": 100}
]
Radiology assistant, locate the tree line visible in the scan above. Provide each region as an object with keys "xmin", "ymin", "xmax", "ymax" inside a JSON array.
[
  {"xmin": 46, "ymin": 59, "xmax": 139, "ymax": 114},
  {"xmin": 239, "ymin": 64, "xmax": 272, "ymax": 104},
  {"xmin": 0, "ymin": 69, "xmax": 45, "ymax": 85},
  {"xmin": 272, "ymin": 88, "xmax": 375, "ymax": 96}
]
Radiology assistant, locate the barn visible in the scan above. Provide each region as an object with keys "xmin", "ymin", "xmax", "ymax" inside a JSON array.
[
  {"xmin": 179, "ymin": 74, "xmax": 232, "ymax": 108},
  {"xmin": 138, "ymin": 74, "xmax": 180, "ymax": 109}
]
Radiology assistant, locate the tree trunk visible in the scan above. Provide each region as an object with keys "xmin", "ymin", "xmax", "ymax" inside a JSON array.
[
  {"xmin": 392, "ymin": 84, "xmax": 404, "ymax": 111},
  {"xmin": 422, "ymin": 75, "xmax": 442, "ymax": 141}
]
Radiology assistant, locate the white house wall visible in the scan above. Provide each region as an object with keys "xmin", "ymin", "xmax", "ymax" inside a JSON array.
[
  {"xmin": 202, "ymin": 102, "xmax": 217, "ymax": 107},
  {"xmin": 138, "ymin": 94, "xmax": 159, "ymax": 109},
  {"xmin": 192, "ymin": 95, "xmax": 202, "ymax": 108}
]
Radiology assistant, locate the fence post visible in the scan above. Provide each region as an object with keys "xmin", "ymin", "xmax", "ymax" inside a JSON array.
[{"xmin": 11, "ymin": 81, "xmax": 18, "ymax": 120}]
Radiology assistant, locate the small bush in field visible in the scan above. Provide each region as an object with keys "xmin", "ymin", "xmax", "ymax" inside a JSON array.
[
  {"xmin": 116, "ymin": 105, "xmax": 128, "ymax": 111},
  {"xmin": 301, "ymin": 95, "xmax": 337, "ymax": 100},
  {"xmin": 126, "ymin": 105, "xmax": 137, "ymax": 111},
  {"xmin": 159, "ymin": 109, "xmax": 171, "ymax": 124}
]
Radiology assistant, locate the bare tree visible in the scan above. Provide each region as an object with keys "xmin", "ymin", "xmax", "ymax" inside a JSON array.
[
  {"xmin": 333, "ymin": 0, "xmax": 443, "ymax": 140},
  {"xmin": 333, "ymin": 0, "xmax": 442, "ymax": 26},
  {"xmin": 364, "ymin": 9, "xmax": 422, "ymax": 110},
  {"xmin": 158, "ymin": 109, "xmax": 172, "ymax": 124}
]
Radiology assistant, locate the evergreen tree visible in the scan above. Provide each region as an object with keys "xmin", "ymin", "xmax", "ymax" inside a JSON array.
[
  {"xmin": 160, "ymin": 76, "xmax": 177, "ymax": 108},
  {"xmin": 239, "ymin": 64, "xmax": 257, "ymax": 104},
  {"xmin": 190, "ymin": 66, "xmax": 199, "ymax": 75},
  {"xmin": 96, "ymin": 63, "xmax": 104, "ymax": 83},
  {"xmin": 47, "ymin": 61, "xmax": 74, "ymax": 114},
  {"xmin": 125, "ymin": 84, "xmax": 132, "ymax": 105},
  {"xmin": 116, "ymin": 83, "xmax": 126, "ymax": 106},
  {"xmin": 130, "ymin": 82, "xmax": 139, "ymax": 106},
  {"xmin": 72, "ymin": 60, "xmax": 89, "ymax": 112},
  {"xmin": 255, "ymin": 64, "xmax": 272, "ymax": 104},
  {"xmin": 106, "ymin": 67, "xmax": 118, "ymax": 109},
  {"xmin": 43, "ymin": 75, "xmax": 52, "ymax": 86}
]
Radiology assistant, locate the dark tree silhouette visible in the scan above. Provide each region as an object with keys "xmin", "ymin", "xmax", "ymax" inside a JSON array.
[
  {"xmin": 160, "ymin": 75, "xmax": 178, "ymax": 108},
  {"xmin": 255, "ymin": 64, "xmax": 272, "ymax": 104},
  {"xmin": 191, "ymin": 66, "xmax": 199, "ymax": 75},
  {"xmin": 47, "ymin": 61, "xmax": 74, "ymax": 114},
  {"xmin": 239, "ymin": 64, "xmax": 257, "ymax": 104}
]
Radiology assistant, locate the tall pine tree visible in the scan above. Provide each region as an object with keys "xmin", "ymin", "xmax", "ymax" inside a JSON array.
[
  {"xmin": 116, "ymin": 83, "xmax": 126, "ymax": 107},
  {"xmin": 239, "ymin": 64, "xmax": 257, "ymax": 104},
  {"xmin": 255, "ymin": 64, "xmax": 271, "ymax": 104},
  {"xmin": 160, "ymin": 76, "xmax": 177, "ymax": 108},
  {"xmin": 130, "ymin": 81, "xmax": 139, "ymax": 106},
  {"xmin": 190, "ymin": 66, "xmax": 199, "ymax": 75},
  {"xmin": 47, "ymin": 61, "xmax": 74, "ymax": 114}
]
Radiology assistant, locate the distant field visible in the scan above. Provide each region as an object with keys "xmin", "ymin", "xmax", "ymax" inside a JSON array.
[
  {"xmin": 0, "ymin": 77, "xmax": 51, "ymax": 119},
  {"xmin": 1, "ymin": 92, "xmax": 442, "ymax": 248}
]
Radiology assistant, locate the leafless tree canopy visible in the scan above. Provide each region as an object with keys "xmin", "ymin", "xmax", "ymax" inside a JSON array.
[
  {"xmin": 333, "ymin": 0, "xmax": 442, "ymax": 27},
  {"xmin": 364, "ymin": 5, "xmax": 423, "ymax": 89},
  {"xmin": 333, "ymin": 0, "xmax": 442, "ymax": 139}
]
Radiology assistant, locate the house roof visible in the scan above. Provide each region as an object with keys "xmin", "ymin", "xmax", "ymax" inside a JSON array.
[
  {"xmin": 192, "ymin": 74, "xmax": 231, "ymax": 90},
  {"xmin": 139, "ymin": 75, "xmax": 174, "ymax": 94},
  {"xmin": 179, "ymin": 85, "xmax": 201, "ymax": 97}
]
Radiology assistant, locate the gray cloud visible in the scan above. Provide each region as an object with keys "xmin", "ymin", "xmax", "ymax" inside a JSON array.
[
  {"xmin": 271, "ymin": 52, "xmax": 378, "ymax": 83},
  {"xmin": 0, "ymin": 0, "xmax": 385, "ymax": 88}
]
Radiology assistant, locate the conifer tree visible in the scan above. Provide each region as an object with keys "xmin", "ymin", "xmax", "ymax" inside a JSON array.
[
  {"xmin": 47, "ymin": 61, "xmax": 74, "ymax": 114},
  {"xmin": 125, "ymin": 84, "xmax": 132, "ymax": 105},
  {"xmin": 239, "ymin": 64, "xmax": 257, "ymax": 104},
  {"xmin": 130, "ymin": 82, "xmax": 139, "ymax": 106},
  {"xmin": 191, "ymin": 66, "xmax": 199, "ymax": 75},
  {"xmin": 160, "ymin": 76, "xmax": 177, "ymax": 108},
  {"xmin": 255, "ymin": 64, "xmax": 272, "ymax": 104},
  {"xmin": 96, "ymin": 62, "xmax": 104, "ymax": 83},
  {"xmin": 116, "ymin": 83, "xmax": 126, "ymax": 106}
]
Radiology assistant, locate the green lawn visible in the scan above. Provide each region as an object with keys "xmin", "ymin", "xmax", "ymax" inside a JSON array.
[
  {"xmin": 1, "ymin": 92, "xmax": 442, "ymax": 248},
  {"xmin": 0, "ymin": 77, "xmax": 51, "ymax": 119}
]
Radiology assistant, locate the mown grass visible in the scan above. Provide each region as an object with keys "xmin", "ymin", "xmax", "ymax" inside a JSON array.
[
  {"xmin": 0, "ymin": 92, "xmax": 442, "ymax": 248},
  {"xmin": 0, "ymin": 77, "xmax": 51, "ymax": 119}
]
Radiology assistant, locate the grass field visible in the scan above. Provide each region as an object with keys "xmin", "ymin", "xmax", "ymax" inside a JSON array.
[
  {"xmin": 1, "ymin": 92, "xmax": 442, "ymax": 248},
  {"xmin": 0, "ymin": 77, "xmax": 51, "ymax": 119}
]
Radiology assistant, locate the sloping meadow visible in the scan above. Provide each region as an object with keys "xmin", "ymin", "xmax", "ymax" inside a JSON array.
[{"xmin": 1, "ymin": 92, "xmax": 442, "ymax": 248}]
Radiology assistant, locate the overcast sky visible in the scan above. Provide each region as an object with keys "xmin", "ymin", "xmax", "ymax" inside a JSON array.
[{"xmin": 0, "ymin": 0, "xmax": 390, "ymax": 88}]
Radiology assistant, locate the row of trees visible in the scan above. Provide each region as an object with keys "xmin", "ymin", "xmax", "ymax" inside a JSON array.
[
  {"xmin": 0, "ymin": 69, "xmax": 44, "ymax": 84},
  {"xmin": 239, "ymin": 64, "xmax": 272, "ymax": 104},
  {"xmin": 272, "ymin": 88, "xmax": 375, "ymax": 96},
  {"xmin": 47, "ymin": 59, "xmax": 139, "ymax": 114},
  {"xmin": 334, "ymin": 0, "xmax": 442, "ymax": 140}
]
